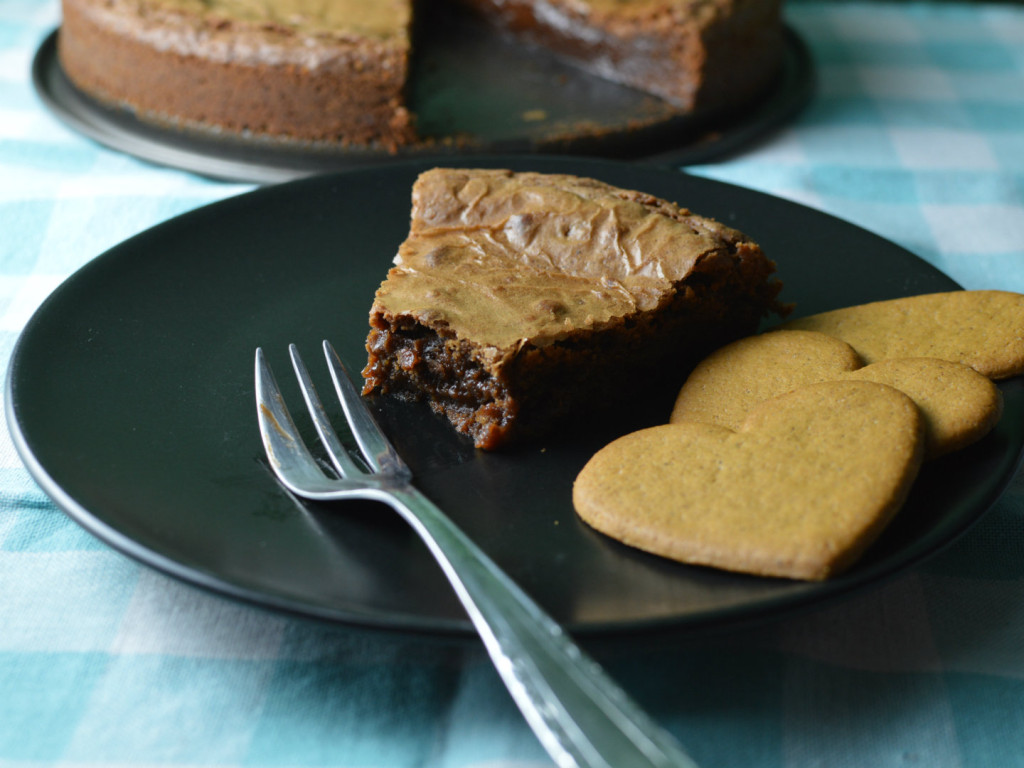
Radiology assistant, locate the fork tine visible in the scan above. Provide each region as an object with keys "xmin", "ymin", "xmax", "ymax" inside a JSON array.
[
  {"xmin": 288, "ymin": 344, "xmax": 365, "ymax": 480},
  {"xmin": 254, "ymin": 348, "xmax": 336, "ymax": 494},
  {"xmin": 322, "ymin": 340, "xmax": 411, "ymax": 479}
]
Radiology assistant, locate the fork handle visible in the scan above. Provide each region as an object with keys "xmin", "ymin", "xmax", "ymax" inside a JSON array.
[{"xmin": 385, "ymin": 486, "xmax": 699, "ymax": 768}]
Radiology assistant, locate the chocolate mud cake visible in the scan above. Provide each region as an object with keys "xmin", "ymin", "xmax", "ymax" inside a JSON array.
[
  {"xmin": 457, "ymin": 0, "xmax": 784, "ymax": 113},
  {"xmin": 58, "ymin": 0, "xmax": 416, "ymax": 149},
  {"xmin": 362, "ymin": 168, "xmax": 785, "ymax": 449},
  {"xmin": 57, "ymin": 0, "xmax": 784, "ymax": 150}
]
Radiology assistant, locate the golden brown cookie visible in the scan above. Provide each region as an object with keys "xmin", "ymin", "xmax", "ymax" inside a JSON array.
[
  {"xmin": 845, "ymin": 357, "xmax": 1002, "ymax": 458},
  {"xmin": 670, "ymin": 330, "xmax": 1002, "ymax": 459},
  {"xmin": 574, "ymin": 380, "xmax": 925, "ymax": 581},
  {"xmin": 669, "ymin": 330, "xmax": 862, "ymax": 430},
  {"xmin": 778, "ymin": 290, "xmax": 1024, "ymax": 379}
]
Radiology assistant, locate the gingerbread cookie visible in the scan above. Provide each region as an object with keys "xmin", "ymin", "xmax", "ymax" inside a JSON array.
[
  {"xmin": 670, "ymin": 330, "xmax": 1002, "ymax": 459},
  {"xmin": 574, "ymin": 380, "xmax": 925, "ymax": 581},
  {"xmin": 779, "ymin": 290, "xmax": 1024, "ymax": 379},
  {"xmin": 670, "ymin": 330, "xmax": 861, "ymax": 430}
]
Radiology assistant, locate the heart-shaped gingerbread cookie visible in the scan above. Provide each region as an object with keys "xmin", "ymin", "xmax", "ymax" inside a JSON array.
[
  {"xmin": 574, "ymin": 380, "xmax": 925, "ymax": 581},
  {"xmin": 779, "ymin": 290, "xmax": 1024, "ymax": 379},
  {"xmin": 670, "ymin": 330, "xmax": 1002, "ymax": 459}
]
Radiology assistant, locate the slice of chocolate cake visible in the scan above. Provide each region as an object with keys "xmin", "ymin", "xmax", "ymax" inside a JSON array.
[{"xmin": 362, "ymin": 167, "xmax": 785, "ymax": 449}]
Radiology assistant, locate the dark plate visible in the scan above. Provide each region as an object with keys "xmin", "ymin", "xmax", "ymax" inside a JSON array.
[
  {"xmin": 7, "ymin": 156, "xmax": 1023, "ymax": 636},
  {"xmin": 32, "ymin": 15, "xmax": 814, "ymax": 183}
]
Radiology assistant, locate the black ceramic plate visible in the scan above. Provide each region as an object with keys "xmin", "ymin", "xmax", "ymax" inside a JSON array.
[
  {"xmin": 32, "ymin": 15, "xmax": 814, "ymax": 183},
  {"xmin": 7, "ymin": 156, "xmax": 1023, "ymax": 636}
]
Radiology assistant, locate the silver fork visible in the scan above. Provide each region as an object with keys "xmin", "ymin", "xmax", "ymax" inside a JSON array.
[{"xmin": 255, "ymin": 341, "xmax": 700, "ymax": 768}]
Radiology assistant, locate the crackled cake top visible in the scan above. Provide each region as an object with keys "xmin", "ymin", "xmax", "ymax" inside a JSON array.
[
  {"xmin": 94, "ymin": 0, "xmax": 409, "ymax": 42},
  {"xmin": 371, "ymin": 167, "xmax": 761, "ymax": 350}
]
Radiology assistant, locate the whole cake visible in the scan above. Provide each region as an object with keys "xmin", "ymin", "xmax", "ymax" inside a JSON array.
[
  {"xmin": 58, "ymin": 0, "xmax": 784, "ymax": 150},
  {"xmin": 361, "ymin": 167, "xmax": 785, "ymax": 449}
]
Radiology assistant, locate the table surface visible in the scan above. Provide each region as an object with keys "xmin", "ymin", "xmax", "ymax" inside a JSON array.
[{"xmin": 2, "ymin": 1, "xmax": 1023, "ymax": 766}]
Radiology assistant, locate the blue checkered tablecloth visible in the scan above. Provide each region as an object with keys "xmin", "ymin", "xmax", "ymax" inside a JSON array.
[{"xmin": 2, "ymin": 1, "xmax": 1023, "ymax": 766}]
